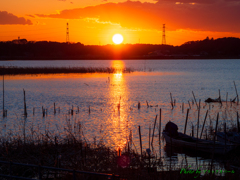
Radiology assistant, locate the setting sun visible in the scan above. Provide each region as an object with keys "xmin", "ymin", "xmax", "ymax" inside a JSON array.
[{"xmin": 112, "ymin": 34, "xmax": 123, "ymax": 44}]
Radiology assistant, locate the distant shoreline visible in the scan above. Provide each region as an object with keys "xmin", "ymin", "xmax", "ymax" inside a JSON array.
[
  {"xmin": 1, "ymin": 55, "xmax": 240, "ymax": 61},
  {"xmin": 0, "ymin": 66, "xmax": 133, "ymax": 75}
]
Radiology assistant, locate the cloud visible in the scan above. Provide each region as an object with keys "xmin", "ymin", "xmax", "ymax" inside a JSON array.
[
  {"xmin": 35, "ymin": 1, "xmax": 240, "ymax": 32},
  {"xmin": 0, "ymin": 11, "xmax": 33, "ymax": 25}
]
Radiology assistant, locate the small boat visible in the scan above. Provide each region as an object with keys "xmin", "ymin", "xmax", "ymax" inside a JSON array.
[
  {"xmin": 162, "ymin": 121, "xmax": 237, "ymax": 155},
  {"xmin": 205, "ymin": 97, "xmax": 221, "ymax": 103},
  {"xmin": 217, "ymin": 132, "xmax": 240, "ymax": 144}
]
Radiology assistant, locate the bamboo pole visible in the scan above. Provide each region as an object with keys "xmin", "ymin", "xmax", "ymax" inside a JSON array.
[
  {"xmin": 2, "ymin": 74, "xmax": 5, "ymax": 117},
  {"xmin": 54, "ymin": 103, "xmax": 56, "ymax": 115},
  {"xmin": 151, "ymin": 115, "xmax": 158, "ymax": 149},
  {"xmin": 170, "ymin": 93, "xmax": 173, "ymax": 109},
  {"xmin": 237, "ymin": 111, "xmax": 239, "ymax": 133},
  {"xmin": 159, "ymin": 108, "xmax": 162, "ymax": 145},
  {"xmin": 149, "ymin": 125, "xmax": 151, "ymax": 150},
  {"xmin": 224, "ymin": 122, "xmax": 226, "ymax": 154},
  {"xmin": 226, "ymin": 92, "xmax": 228, "ymax": 106},
  {"xmin": 219, "ymin": 89, "xmax": 222, "ymax": 106},
  {"xmin": 233, "ymin": 81, "xmax": 239, "ymax": 104},
  {"xmin": 197, "ymin": 99, "xmax": 201, "ymax": 139},
  {"xmin": 188, "ymin": 100, "xmax": 191, "ymax": 109},
  {"xmin": 200, "ymin": 110, "xmax": 208, "ymax": 139},
  {"xmin": 192, "ymin": 91, "xmax": 198, "ymax": 109},
  {"xmin": 211, "ymin": 113, "xmax": 219, "ymax": 174},
  {"xmin": 138, "ymin": 126, "xmax": 143, "ymax": 157},
  {"xmin": 23, "ymin": 89, "xmax": 27, "ymax": 117},
  {"xmin": 184, "ymin": 109, "xmax": 189, "ymax": 134}
]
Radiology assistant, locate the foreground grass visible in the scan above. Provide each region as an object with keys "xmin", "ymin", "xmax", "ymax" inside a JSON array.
[{"xmin": 0, "ymin": 132, "xmax": 240, "ymax": 180}]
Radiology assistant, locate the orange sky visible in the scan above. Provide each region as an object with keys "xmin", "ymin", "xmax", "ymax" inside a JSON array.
[{"xmin": 1, "ymin": 0, "xmax": 240, "ymax": 46}]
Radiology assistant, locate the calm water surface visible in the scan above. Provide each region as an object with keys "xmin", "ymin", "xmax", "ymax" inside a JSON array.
[{"xmin": 0, "ymin": 59, "xmax": 240, "ymax": 168}]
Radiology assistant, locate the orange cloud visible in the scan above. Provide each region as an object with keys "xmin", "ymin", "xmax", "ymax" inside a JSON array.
[
  {"xmin": 0, "ymin": 11, "xmax": 33, "ymax": 25},
  {"xmin": 35, "ymin": 0, "xmax": 240, "ymax": 32}
]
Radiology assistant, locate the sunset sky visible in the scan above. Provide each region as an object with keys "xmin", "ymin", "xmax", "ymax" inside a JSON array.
[{"xmin": 1, "ymin": 0, "xmax": 240, "ymax": 45}]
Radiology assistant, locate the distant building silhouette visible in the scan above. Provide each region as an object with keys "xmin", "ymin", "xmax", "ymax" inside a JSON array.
[{"xmin": 12, "ymin": 37, "xmax": 27, "ymax": 44}]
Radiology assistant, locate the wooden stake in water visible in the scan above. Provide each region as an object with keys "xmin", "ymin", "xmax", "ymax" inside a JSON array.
[
  {"xmin": 219, "ymin": 89, "xmax": 222, "ymax": 106},
  {"xmin": 192, "ymin": 91, "xmax": 198, "ymax": 109},
  {"xmin": 211, "ymin": 113, "xmax": 219, "ymax": 173},
  {"xmin": 149, "ymin": 125, "xmax": 151, "ymax": 150},
  {"xmin": 159, "ymin": 108, "xmax": 162, "ymax": 145},
  {"xmin": 23, "ymin": 89, "xmax": 27, "ymax": 117},
  {"xmin": 226, "ymin": 92, "xmax": 228, "ymax": 106},
  {"xmin": 196, "ymin": 99, "xmax": 201, "ymax": 139},
  {"xmin": 138, "ymin": 101, "xmax": 141, "ymax": 109},
  {"xmin": 151, "ymin": 115, "xmax": 158, "ymax": 149},
  {"xmin": 54, "ymin": 103, "xmax": 56, "ymax": 115},
  {"xmin": 237, "ymin": 111, "xmax": 239, "ymax": 133},
  {"xmin": 184, "ymin": 109, "xmax": 189, "ymax": 134},
  {"xmin": 233, "ymin": 81, "xmax": 239, "ymax": 104},
  {"xmin": 200, "ymin": 110, "xmax": 208, "ymax": 139},
  {"xmin": 188, "ymin": 100, "xmax": 191, "ymax": 109},
  {"xmin": 170, "ymin": 93, "xmax": 173, "ymax": 109},
  {"xmin": 138, "ymin": 126, "xmax": 143, "ymax": 157},
  {"xmin": 2, "ymin": 74, "xmax": 5, "ymax": 117}
]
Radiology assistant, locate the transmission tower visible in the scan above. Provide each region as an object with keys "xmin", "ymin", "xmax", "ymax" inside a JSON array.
[
  {"xmin": 162, "ymin": 24, "xmax": 166, "ymax": 45},
  {"xmin": 66, "ymin": 23, "xmax": 69, "ymax": 43}
]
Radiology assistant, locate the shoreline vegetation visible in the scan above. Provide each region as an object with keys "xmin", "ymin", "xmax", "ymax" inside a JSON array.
[
  {"xmin": 0, "ymin": 37, "xmax": 240, "ymax": 60},
  {"xmin": 0, "ymin": 66, "xmax": 134, "ymax": 75},
  {"xmin": 1, "ymin": 100, "xmax": 240, "ymax": 179}
]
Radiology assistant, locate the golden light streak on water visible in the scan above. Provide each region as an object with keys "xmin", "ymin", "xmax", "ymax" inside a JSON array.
[{"xmin": 106, "ymin": 60, "xmax": 130, "ymax": 151}]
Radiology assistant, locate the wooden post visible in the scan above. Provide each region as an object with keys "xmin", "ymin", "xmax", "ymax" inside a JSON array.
[
  {"xmin": 170, "ymin": 93, "xmax": 173, "ymax": 109},
  {"xmin": 219, "ymin": 89, "xmax": 222, "ymax": 106},
  {"xmin": 192, "ymin": 125, "xmax": 194, "ymax": 137},
  {"xmin": 197, "ymin": 99, "xmax": 201, "ymax": 139},
  {"xmin": 192, "ymin": 91, "xmax": 198, "ymax": 109},
  {"xmin": 159, "ymin": 108, "xmax": 162, "ymax": 145},
  {"xmin": 233, "ymin": 81, "xmax": 239, "ymax": 104},
  {"xmin": 184, "ymin": 109, "xmax": 189, "ymax": 134},
  {"xmin": 138, "ymin": 126, "xmax": 143, "ymax": 157},
  {"xmin": 182, "ymin": 102, "xmax": 184, "ymax": 113},
  {"xmin": 23, "ymin": 89, "xmax": 27, "ymax": 117},
  {"xmin": 237, "ymin": 111, "xmax": 239, "ymax": 133},
  {"xmin": 138, "ymin": 101, "xmax": 141, "ymax": 109},
  {"xmin": 54, "ymin": 103, "xmax": 56, "ymax": 115},
  {"xmin": 211, "ymin": 113, "xmax": 219, "ymax": 173},
  {"xmin": 188, "ymin": 100, "xmax": 191, "ymax": 109},
  {"xmin": 2, "ymin": 74, "xmax": 5, "ymax": 117},
  {"xmin": 224, "ymin": 122, "xmax": 226, "ymax": 154},
  {"xmin": 151, "ymin": 115, "xmax": 158, "ymax": 149},
  {"xmin": 200, "ymin": 110, "xmax": 208, "ymax": 139},
  {"xmin": 226, "ymin": 92, "xmax": 228, "ymax": 106},
  {"xmin": 149, "ymin": 125, "xmax": 151, "ymax": 150}
]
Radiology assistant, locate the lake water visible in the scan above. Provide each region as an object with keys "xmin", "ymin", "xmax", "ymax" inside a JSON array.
[{"xmin": 0, "ymin": 59, "xmax": 240, "ymax": 169}]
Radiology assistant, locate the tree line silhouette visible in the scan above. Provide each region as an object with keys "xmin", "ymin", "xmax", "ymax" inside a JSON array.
[{"xmin": 0, "ymin": 37, "xmax": 240, "ymax": 60}]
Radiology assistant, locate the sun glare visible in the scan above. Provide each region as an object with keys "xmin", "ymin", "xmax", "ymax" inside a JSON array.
[{"xmin": 112, "ymin": 34, "xmax": 123, "ymax": 44}]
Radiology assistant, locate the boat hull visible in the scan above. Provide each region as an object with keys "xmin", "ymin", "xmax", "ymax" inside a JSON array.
[{"xmin": 162, "ymin": 131, "xmax": 236, "ymax": 155}]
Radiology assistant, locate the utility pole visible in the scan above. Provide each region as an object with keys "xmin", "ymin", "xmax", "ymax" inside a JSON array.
[
  {"xmin": 162, "ymin": 24, "xmax": 166, "ymax": 45},
  {"xmin": 66, "ymin": 23, "xmax": 69, "ymax": 44}
]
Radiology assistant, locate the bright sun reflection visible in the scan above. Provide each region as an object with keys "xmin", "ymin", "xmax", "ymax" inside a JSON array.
[{"xmin": 107, "ymin": 60, "xmax": 130, "ymax": 150}]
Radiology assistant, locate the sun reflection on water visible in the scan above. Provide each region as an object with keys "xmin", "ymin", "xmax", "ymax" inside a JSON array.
[{"xmin": 106, "ymin": 60, "xmax": 130, "ymax": 151}]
